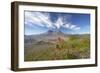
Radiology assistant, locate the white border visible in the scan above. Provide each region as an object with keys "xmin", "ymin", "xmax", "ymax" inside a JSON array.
[{"xmin": 18, "ymin": 5, "xmax": 96, "ymax": 68}]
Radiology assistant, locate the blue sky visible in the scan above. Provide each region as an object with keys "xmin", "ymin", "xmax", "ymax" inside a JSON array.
[{"xmin": 24, "ymin": 11, "xmax": 90, "ymax": 35}]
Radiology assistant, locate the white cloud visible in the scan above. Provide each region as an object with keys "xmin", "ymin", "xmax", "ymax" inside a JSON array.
[
  {"xmin": 74, "ymin": 27, "xmax": 80, "ymax": 30},
  {"xmin": 25, "ymin": 11, "xmax": 53, "ymax": 29},
  {"xmin": 62, "ymin": 23, "xmax": 80, "ymax": 30},
  {"xmin": 25, "ymin": 12, "xmax": 45, "ymax": 27},
  {"xmin": 63, "ymin": 23, "xmax": 71, "ymax": 28},
  {"xmin": 35, "ymin": 12, "xmax": 53, "ymax": 28},
  {"xmin": 70, "ymin": 25, "xmax": 76, "ymax": 29},
  {"xmin": 25, "ymin": 11, "xmax": 80, "ymax": 31},
  {"xmin": 54, "ymin": 17, "xmax": 63, "ymax": 29}
]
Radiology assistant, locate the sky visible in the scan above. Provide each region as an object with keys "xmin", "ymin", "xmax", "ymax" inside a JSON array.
[{"xmin": 24, "ymin": 11, "xmax": 90, "ymax": 35}]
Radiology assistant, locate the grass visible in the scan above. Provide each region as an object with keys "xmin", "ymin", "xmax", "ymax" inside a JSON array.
[{"xmin": 24, "ymin": 35, "xmax": 90, "ymax": 61}]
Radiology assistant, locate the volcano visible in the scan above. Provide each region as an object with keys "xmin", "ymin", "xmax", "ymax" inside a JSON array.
[
  {"xmin": 46, "ymin": 30, "xmax": 64, "ymax": 35},
  {"xmin": 24, "ymin": 29, "xmax": 66, "ymax": 43}
]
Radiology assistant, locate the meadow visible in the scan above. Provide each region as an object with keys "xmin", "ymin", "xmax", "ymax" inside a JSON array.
[{"xmin": 24, "ymin": 34, "xmax": 90, "ymax": 61}]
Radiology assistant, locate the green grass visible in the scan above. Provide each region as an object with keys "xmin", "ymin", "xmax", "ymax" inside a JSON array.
[{"xmin": 24, "ymin": 35, "xmax": 90, "ymax": 61}]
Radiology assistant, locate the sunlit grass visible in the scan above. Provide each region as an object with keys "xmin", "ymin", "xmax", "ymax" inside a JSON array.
[{"xmin": 24, "ymin": 35, "xmax": 90, "ymax": 61}]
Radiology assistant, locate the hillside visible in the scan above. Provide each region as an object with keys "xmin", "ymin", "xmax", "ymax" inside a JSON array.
[{"xmin": 24, "ymin": 30, "xmax": 90, "ymax": 61}]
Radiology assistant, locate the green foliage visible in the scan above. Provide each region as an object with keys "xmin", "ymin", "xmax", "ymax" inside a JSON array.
[{"xmin": 24, "ymin": 35, "xmax": 90, "ymax": 61}]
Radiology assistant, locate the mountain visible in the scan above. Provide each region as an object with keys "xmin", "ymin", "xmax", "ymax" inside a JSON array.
[
  {"xmin": 24, "ymin": 30, "xmax": 67, "ymax": 49},
  {"xmin": 24, "ymin": 30, "xmax": 90, "ymax": 49},
  {"xmin": 25, "ymin": 30, "xmax": 66, "ymax": 40},
  {"xmin": 45, "ymin": 30, "xmax": 65, "ymax": 36}
]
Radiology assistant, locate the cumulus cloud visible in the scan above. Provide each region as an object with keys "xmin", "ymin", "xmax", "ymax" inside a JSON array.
[{"xmin": 25, "ymin": 11, "xmax": 80, "ymax": 30}]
